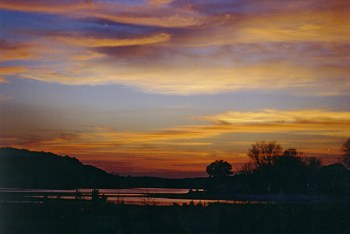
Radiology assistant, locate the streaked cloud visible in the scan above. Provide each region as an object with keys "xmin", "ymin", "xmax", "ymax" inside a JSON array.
[
  {"xmin": 150, "ymin": 0, "xmax": 174, "ymax": 6},
  {"xmin": 2, "ymin": 109, "xmax": 349, "ymax": 172},
  {"xmin": 16, "ymin": 60, "xmax": 350, "ymax": 96},
  {"xmin": 71, "ymin": 51, "xmax": 104, "ymax": 61},
  {"xmin": 0, "ymin": 66, "xmax": 26, "ymax": 83},
  {"xmin": 0, "ymin": 1, "xmax": 98, "ymax": 14},
  {"xmin": 56, "ymin": 33, "xmax": 171, "ymax": 47},
  {"xmin": 201, "ymin": 109, "xmax": 350, "ymax": 125},
  {"xmin": 0, "ymin": 40, "xmax": 33, "ymax": 62},
  {"xmin": 0, "ymin": 0, "xmax": 349, "ymax": 96},
  {"xmin": 0, "ymin": 0, "xmax": 204, "ymax": 28}
]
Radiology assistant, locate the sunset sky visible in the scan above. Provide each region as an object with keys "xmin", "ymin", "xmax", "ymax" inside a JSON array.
[{"xmin": 0, "ymin": 0, "xmax": 350, "ymax": 177}]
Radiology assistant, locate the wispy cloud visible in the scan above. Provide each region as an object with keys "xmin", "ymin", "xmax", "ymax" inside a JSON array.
[
  {"xmin": 0, "ymin": 0, "xmax": 349, "ymax": 96},
  {"xmin": 15, "ymin": 60, "xmax": 349, "ymax": 96},
  {"xmin": 0, "ymin": 1, "xmax": 99, "ymax": 14},
  {"xmin": 200, "ymin": 109, "xmax": 350, "ymax": 125},
  {"xmin": 2, "ymin": 107, "xmax": 348, "ymax": 176},
  {"xmin": 0, "ymin": 66, "xmax": 26, "ymax": 83},
  {"xmin": 0, "ymin": 0, "xmax": 204, "ymax": 28},
  {"xmin": 2, "ymin": 109, "xmax": 349, "ymax": 163},
  {"xmin": 56, "ymin": 33, "xmax": 171, "ymax": 47},
  {"xmin": 0, "ymin": 40, "xmax": 33, "ymax": 62},
  {"xmin": 150, "ymin": 0, "xmax": 174, "ymax": 6}
]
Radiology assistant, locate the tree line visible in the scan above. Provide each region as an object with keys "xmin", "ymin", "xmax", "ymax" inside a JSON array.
[{"xmin": 205, "ymin": 138, "xmax": 350, "ymax": 195}]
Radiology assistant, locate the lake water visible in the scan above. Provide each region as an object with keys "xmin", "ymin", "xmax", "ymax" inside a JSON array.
[{"xmin": 0, "ymin": 188, "xmax": 260, "ymax": 206}]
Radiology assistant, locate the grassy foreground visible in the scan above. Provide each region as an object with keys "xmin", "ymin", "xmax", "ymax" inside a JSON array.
[{"xmin": 1, "ymin": 200, "xmax": 350, "ymax": 234}]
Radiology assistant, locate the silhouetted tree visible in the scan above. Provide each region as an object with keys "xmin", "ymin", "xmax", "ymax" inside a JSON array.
[
  {"xmin": 303, "ymin": 156, "xmax": 322, "ymax": 168},
  {"xmin": 319, "ymin": 163, "xmax": 350, "ymax": 195},
  {"xmin": 341, "ymin": 138, "xmax": 350, "ymax": 168},
  {"xmin": 284, "ymin": 148, "xmax": 298, "ymax": 157},
  {"xmin": 248, "ymin": 141, "xmax": 283, "ymax": 168},
  {"xmin": 239, "ymin": 162, "xmax": 255, "ymax": 175},
  {"xmin": 272, "ymin": 152, "xmax": 308, "ymax": 193},
  {"xmin": 206, "ymin": 160, "xmax": 233, "ymax": 177}
]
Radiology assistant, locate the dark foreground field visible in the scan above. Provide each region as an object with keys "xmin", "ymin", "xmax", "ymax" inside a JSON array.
[{"xmin": 1, "ymin": 200, "xmax": 350, "ymax": 234}]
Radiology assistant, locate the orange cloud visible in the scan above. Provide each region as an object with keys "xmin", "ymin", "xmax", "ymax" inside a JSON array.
[
  {"xmin": 89, "ymin": 11, "xmax": 204, "ymax": 28},
  {"xmin": 70, "ymin": 51, "xmax": 104, "ymax": 61},
  {"xmin": 149, "ymin": 0, "xmax": 174, "ymax": 6},
  {"xmin": 16, "ymin": 60, "xmax": 350, "ymax": 96},
  {"xmin": 2, "ymin": 109, "xmax": 348, "ymax": 175},
  {"xmin": 0, "ymin": 44, "xmax": 31, "ymax": 62},
  {"xmin": 200, "ymin": 109, "xmax": 350, "ymax": 125},
  {"xmin": 5, "ymin": 109, "xmax": 350, "ymax": 154},
  {"xmin": 0, "ymin": 1, "xmax": 98, "ymax": 14},
  {"xmin": 235, "ymin": 10, "xmax": 350, "ymax": 43},
  {"xmin": 1, "ymin": 1, "xmax": 349, "ymax": 96},
  {"xmin": 0, "ymin": 66, "xmax": 26, "ymax": 76},
  {"xmin": 56, "ymin": 33, "xmax": 171, "ymax": 47},
  {"xmin": 171, "ymin": 5, "xmax": 350, "ymax": 46},
  {"xmin": 0, "ymin": 1, "xmax": 204, "ymax": 28}
]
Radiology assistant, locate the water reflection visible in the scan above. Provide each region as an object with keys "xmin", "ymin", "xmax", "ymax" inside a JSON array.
[{"xmin": 0, "ymin": 188, "xmax": 266, "ymax": 206}]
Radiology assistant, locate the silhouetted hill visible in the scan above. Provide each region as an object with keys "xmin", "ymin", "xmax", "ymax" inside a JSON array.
[
  {"xmin": 0, "ymin": 147, "xmax": 207, "ymax": 189},
  {"xmin": 0, "ymin": 147, "xmax": 117, "ymax": 188},
  {"xmin": 4, "ymin": 147, "xmax": 348, "ymax": 195}
]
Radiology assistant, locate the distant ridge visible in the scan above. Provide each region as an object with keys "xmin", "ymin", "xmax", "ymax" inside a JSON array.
[
  {"xmin": 0, "ymin": 147, "xmax": 209, "ymax": 189},
  {"xmin": 0, "ymin": 147, "xmax": 117, "ymax": 188}
]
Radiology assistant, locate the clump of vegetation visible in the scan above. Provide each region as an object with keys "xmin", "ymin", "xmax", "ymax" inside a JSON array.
[
  {"xmin": 206, "ymin": 139, "xmax": 350, "ymax": 196},
  {"xmin": 206, "ymin": 160, "xmax": 233, "ymax": 178},
  {"xmin": 342, "ymin": 138, "xmax": 350, "ymax": 168}
]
